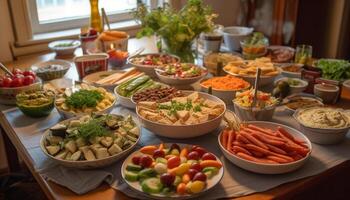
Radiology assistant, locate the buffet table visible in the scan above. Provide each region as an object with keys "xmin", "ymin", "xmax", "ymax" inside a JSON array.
[{"xmin": 1, "ymin": 37, "xmax": 350, "ymax": 200}]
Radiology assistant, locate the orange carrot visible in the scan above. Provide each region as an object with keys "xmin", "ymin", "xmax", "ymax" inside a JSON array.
[
  {"xmin": 251, "ymin": 132, "xmax": 286, "ymax": 146},
  {"xmin": 140, "ymin": 145, "xmax": 158, "ymax": 155},
  {"xmin": 232, "ymin": 146, "xmax": 252, "ymax": 155},
  {"xmin": 159, "ymin": 143, "xmax": 164, "ymax": 151},
  {"xmin": 267, "ymin": 155, "xmax": 289, "ymax": 163},
  {"xmin": 244, "ymin": 128, "xmax": 286, "ymax": 142},
  {"xmin": 240, "ymin": 131, "xmax": 269, "ymax": 149},
  {"xmin": 269, "ymin": 152, "xmax": 294, "ymax": 162},
  {"xmin": 265, "ymin": 143, "xmax": 287, "ymax": 155},
  {"xmin": 226, "ymin": 130, "xmax": 235, "ymax": 151},
  {"xmin": 182, "ymin": 174, "xmax": 191, "ymax": 184},
  {"xmin": 247, "ymin": 124, "xmax": 278, "ymax": 136},
  {"xmin": 200, "ymin": 160, "xmax": 222, "ymax": 169},
  {"xmin": 237, "ymin": 134, "xmax": 250, "ymax": 144},
  {"xmin": 177, "ymin": 183, "xmax": 187, "ymax": 195},
  {"xmin": 250, "ymin": 150, "xmax": 264, "ymax": 158},
  {"xmin": 222, "ymin": 130, "xmax": 229, "ymax": 149},
  {"xmin": 236, "ymin": 152, "xmax": 261, "ymax": 162},
  {"xmin": 244, "ymin": 144, "xmax": 271, "ymax": 155},
  {"xmin": 180, "ymin": 148, "xmax": 188, "ymax": 158}
]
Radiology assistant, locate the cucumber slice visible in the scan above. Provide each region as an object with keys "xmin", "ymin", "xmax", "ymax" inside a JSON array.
[
  {"xmin": 125, "ymin": 171, "xmax": 138, "ymax": 182},
  {"xmin": 126, "ymin": 163, "xmax": 142, "ymax": 171},
  {"xmin": 138, "ymin": 168, "xmax": 157, "ymax": 179},
  {"xmin": 173, "ymin": 175, "xmax": 182, "ymax": 186},
  {"xmin": 161, "ymin": 187, "xmax": 171, "ymax": 195},
  {"xmin": 155, "ymin": 157, "xmax": 168, "ymax": 164},
  {"xmin": 141, "ymin": 178, "xmax": 163, "ymax": 194},
  {"xmin": 202, "ymin": 167, "xmax": 219, "ymax": 174}
]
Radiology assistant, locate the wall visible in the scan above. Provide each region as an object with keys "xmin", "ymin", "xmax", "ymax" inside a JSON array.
[{"xmin": 0, "ymin": 0, "xmax": 15, "ymax": 62}]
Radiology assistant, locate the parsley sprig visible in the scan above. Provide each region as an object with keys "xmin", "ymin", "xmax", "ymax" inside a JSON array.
[
  {"xmin": 158, "ymin": 100, "xmax": 202, "ymax": 115},
  {"xmin": 66, "ymin": 90, "xmax": 103, "ymax": 108}
]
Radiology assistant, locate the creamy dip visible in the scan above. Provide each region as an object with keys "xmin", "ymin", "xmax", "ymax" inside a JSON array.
[{"xmin": 297, "ymin": 107, "xmax": 349, "ymax": 129}]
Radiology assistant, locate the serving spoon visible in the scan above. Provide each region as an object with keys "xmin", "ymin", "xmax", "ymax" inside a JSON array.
[{"xmin": 0, "ymin": 62, "xmax": 14, "ymax": 77}]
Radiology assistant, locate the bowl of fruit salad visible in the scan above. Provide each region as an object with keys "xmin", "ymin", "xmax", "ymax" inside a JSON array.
[
  {"xmin": 0, "ymin": 69, "xmax": 42, "ymax": 105},
  {"xmin": 122, "ymin": 143, "xmax": 224, "ymax": 199},
  {"xmin": 155, "ymin": 63, "xmax": 208, "ymax": 86},
  {"xmin": 127, "ymin": 53, "xmax": 180, "ymax": 77}
]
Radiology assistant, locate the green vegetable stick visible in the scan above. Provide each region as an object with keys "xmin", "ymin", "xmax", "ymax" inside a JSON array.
[{"xmin": 125, "ymin": 76, "xmax": 150, "ymax": 92}]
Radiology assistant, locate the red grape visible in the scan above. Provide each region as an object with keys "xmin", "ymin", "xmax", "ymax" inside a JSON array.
[
  {"xmin": 167, "ymin": 156, "xmax": 181, "ymax": 169},
  {"xmin": 190, "ymin": 163, "xmax": 202, "ymax": 172},
  {"xmin": 201, "ymin": 153, "xmax": 216, "ymax": 161},
  {"xmin": 160, "ymin": 173, "xmax": 175, "ymax": 186},
  {"xmin": 139, "ymin": 155, "xmax": 152, "ymax": 168},
  {"xmin": 193, "ymin": 172, "xmax": 207, "ymax": 182},
  {"xmin": 187, "ymin": 151, "xmax": 200, "ymax": 160},
  {"xmin": 192, "ymin": 147, "xmax": 207, "ymax": 157},
  {"xmin": 132, "ymin": 156, "xmax": 141, "ymax": 165},
  {"xmin": 188, "ymin": 168, "xmax": 199, "ymax": 179},
  {"xmin": 153, "ymin": 149, "xmax": 165, "ymax": 159},
  {"xmin": 170, "ymin": 143, "xmax": 180, "ymax": 151}
]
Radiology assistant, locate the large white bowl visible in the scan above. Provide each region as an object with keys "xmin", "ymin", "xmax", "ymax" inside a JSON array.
[
  {"xmin": 282, "ymin": 94, "xmax": 323, "ymax": 114},
  {"xmin": 40, "ymin": 115, "xmax": 141, "ymax": 169},
  {"xmin": 114, "ymin": 86, "xmax": 136, "ymax": 109},
  {"xmin": 274, "ymin": 77, "xmax": 308, "ymax": 94},
  {"xmin": 155, "ymin": 65, "xmax": 208, "ymax": 86},
  {"xmin": 278, "ymin": 63, "xmax": 303, "ymax": 78},
  {"xmin": 220, "ymin": 26, "xmax": 254, "ymax": 51},
  {"xmin": 127, "ymin": 53, "xmax": 180, "ymax": 77},
  {"xmin": 233, "ymin": 101, "xmax": 277, "ymax": 121},
  {"xmin": 218, "ymin": 121, "xmax": 312, "ymax": 174},
  {"xmin": 136, "ymin": 91, "xmax": 226, "ymax": 138},
  {"xmin": 48, "ymin": 40, "xmax": 80, "ymax": 56},
  {"xmin": 199, "ymin": 78, "xmax": 250, "ymax": 105},
  {"xmin": 293, "ymin": 107, "xmax": 350, "ymax": 144},
  {"xmin": 223, "ymin": 68, "xmax": 280, "ymax": 87},
  {"xmin": 121, "ymin": 143, "xmax": 224, "ymax": 200}
]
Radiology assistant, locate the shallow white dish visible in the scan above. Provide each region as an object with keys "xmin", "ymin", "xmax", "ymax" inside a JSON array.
[
  {"xmin": 40, "ymin": 115, "xmax": 141, "ymax": 169},
  {"xmin": 156, "ymin": 66, "xmax": 208, "ymax": 86},
  {"xmin": 218, "ymin": 121, "xmax": 312, "ymax": 174},
  {"xmin": 274, "ymin": 77, "xmax": 308, "ymax": 94},
  {"xmin": 282, "ymin": 94, "xmax": 323, "ymax": 114},
  {"xmin": 293, "ymin": 107, "xmax": 350, "ymax": 144},
  {"xmin": 279, "ymin": 63, "xmax": 303, "ymax": 78},
  {"xmin": 48, "ymin": 40, "xmax": 81, "ymax": 56},
  {"xmin": 121, "ymin": 143, "xmax": 224, "ymax": 200},
  {"xmin": 223, "ymin": 68, "xmax": 280, "ymax": 87},
  {"xmin": 136, "ymin": 91, "xmax": 226, "ymax": 138}
]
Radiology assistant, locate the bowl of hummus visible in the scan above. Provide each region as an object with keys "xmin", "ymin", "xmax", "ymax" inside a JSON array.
[{"xmin": 293, "ymin": 107, "xmax": 350, "ymax": 144}]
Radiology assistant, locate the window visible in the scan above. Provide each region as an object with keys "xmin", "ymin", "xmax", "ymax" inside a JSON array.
[{"xmin": 27, "ymin": 0, "xmax": 145, "ymax": 34}]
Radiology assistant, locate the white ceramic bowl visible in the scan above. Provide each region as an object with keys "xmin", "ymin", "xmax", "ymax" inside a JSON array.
[
  {"xmin": 40, "ymin": 115, "xmax": 141, "ymax": 169},
  {"xmin": 136, "ymin": 91, "xmax": 226, "ymax": 138},
  {"xmin": 313, "ymin": 83, "xmax": 340, "ymax": 104},
  {"xmin": 48, "ymin": 40, "xmax": 81, "ymax": 56},
  {"xmin": 233, "ymin": 101, "xmax": 277, "ymax": 121},
  {"xmin": 223, "ymin": 68, "xmax": 280, "ymax": 87},
  {"xmin": 220, "ymin": 26, "xmax": 254, "ymax": 51},
  {"xmin": 155, "ymin": 65, "xmax": 208, "ymax": 86},
  {"xmin": 0, "ymin": 78, "xmax": 42, "ymax": 105},
  {"xmin": 31, "ymin": 59, "xmax": 71, "ymax": 81},
  {"xmin": 199, "ymin": 78, "xmax": 250, "ymax": 105},
  {"xmin": 274, "ymin": 77, "xmax": 308, "ymax": 94},
  {"xmin": 121, "ymin": 143, "xmax": 224, "ymax": 200},
  {"xmin": 293, "ymin": 107, "xmax": 350, "ymax": 144},
  {"xmin": 127, "ymin": 53, "xmax": 180, "ymax": 77},
  {"xmin": 114, "ymin": 86, "xmax": 136, "ymax": 109},
  {"xmin": 279, "ymin": 63, "xmax": 303, "ymax": 78},
  {"xmin": 282, "ymin": 94, "xmax": 323, "ymax": 114},
  {"xmin": 218, "ymin": 121, "xmax": 312, "ymax": 174}
]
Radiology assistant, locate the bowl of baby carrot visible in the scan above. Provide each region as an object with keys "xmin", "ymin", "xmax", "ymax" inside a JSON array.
[
  {"xmin": 218, "ymin": 120, "xmax": 312, "ymax": 174},
  {"xmin": 200, "ymin": 75, "xmax": 250, "ymax": 105}
]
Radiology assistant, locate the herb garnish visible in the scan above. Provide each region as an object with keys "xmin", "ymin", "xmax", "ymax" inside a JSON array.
[
  {"xmin": 66, "ymin": 90, "xmax": 103, "ymax": 108},
  {"xmin": 76, "ymin": 118, "xmax": 110, "ymax": 139},
  {"xmin": 157, "ymin": 100, "xmax": 202, "ymax": 115}
]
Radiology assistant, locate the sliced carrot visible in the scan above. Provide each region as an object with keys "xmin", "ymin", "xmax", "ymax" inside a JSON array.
[
  {"xmin": 226, "ymin": 130, "xmax": 235, "ymax": 151},
  {"xmin": 182, "ymin": 173, "xmax": 191, "ymax": 184},
  {"xmin": 222, "ymin": 130, "xmax": 229, "ymax": 149},
  {"xmin": 158, "ymin": 143, "xmax": 165, "ymax": 151},
  {"xmin": 180, "ymin": 147, "xmax": 188, "ymax": 158},
  {"xmin": 232, "ymin": 145, "xmax": 252, "ymax": 155},
  {"xmin": 240, "ymin": 131, "xmax": 269, "ymax": 149},
  {"xmin": 165, "ymin": 155, "xmax": 176, "ymax": 160},
  {"xmin": 177, "ymin": 183, "xmax": 187, "ymax": 195},
  {"xmin": 200, "ymin": 160, "xmax": 222, "ymax": 169},
  {"xmin": 140, "ymin": 145, "xmax": 158, "ymax": 155}
]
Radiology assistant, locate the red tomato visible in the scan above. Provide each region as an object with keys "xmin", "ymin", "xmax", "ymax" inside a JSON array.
[
  {"xmin": 0, "ymin": 77, "xmax": 4, "ymax": 87},
  {"xmin": 139, "ymin": 155, "xmax": 153, "ymax": 168},
  {"xmin": 187, "ymin": 151, "xmax": 200, "ymax": 160},
  {"xmin": 192, "ymin": 147, "xmax": 207, "ymax": 157},
  {"xmin": 2, "ymin": 77, "xmax": 13, "ymax": 87},
  {"xmin": 167, "ymin": 156, "xmax": 181, "ymax": 169},
  {"xmin": 12, "ymin": 69, "xmax": 23, "ymax": 75},
  {"xmin": 201, "ymin": 153, "xmax": 216, "ymax": 161},
  {"xmin": 190, "ymin": 163, "xmax": 202, "ymax": 172},
  {"xmin": 23, "ymin": 71, "xmax": 36, "ymax": 79},
  {"xmin": 132, "ymin": 156, "xmax": 141, "ymax": 165},
  {"xmin": 11, "ymin": 76, "xmax": 24, "ymax": 87},
  {"xmin": 23, "ymin": 75, "xmax": 34, "ymax": 86}
]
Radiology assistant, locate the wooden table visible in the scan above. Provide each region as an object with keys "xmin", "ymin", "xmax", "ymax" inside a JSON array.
[{"xmin": 1, "ymin": 37, "xmax": 350, "ymax": 200}]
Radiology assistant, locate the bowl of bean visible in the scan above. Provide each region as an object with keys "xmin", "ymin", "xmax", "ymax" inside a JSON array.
[{"xmin": 131, "ymin": 87, "xmax": 184, "ymax": 105}]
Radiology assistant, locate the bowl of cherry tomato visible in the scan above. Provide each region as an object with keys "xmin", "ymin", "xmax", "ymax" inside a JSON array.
[
  {"xmin": 0, "ymin": 69, "xmax": 42, "ymax": 105},
  {"xmin": 127, "ymin": 53, "xmax": 180, "ymax": 77},
  {"xmin": 122, "ymin": 143, "xmax": 224, "ymax": 199},
  {"xmin": 155, "ymin": 63, "xmax": 208, "ymax": 86}
]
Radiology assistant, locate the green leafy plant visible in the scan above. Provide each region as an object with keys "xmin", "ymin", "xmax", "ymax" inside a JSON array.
[
  {"xmin": 317, "ymin": 59, "xmax": 350, "ymax": 81},
  {"xmin": 132, "ymin": 0, "xmax": 217, "ymax": 62}
]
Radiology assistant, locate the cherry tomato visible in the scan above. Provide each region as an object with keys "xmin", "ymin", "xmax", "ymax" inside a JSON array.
[
  {"xmin": 160, "ymin": 173, "xmax": 175, "ymax": 186},
  {"xmin": 132, "ymin": 155, "xmax": 141, "ymax": 165},
  {"xmin": 2, "ymin": 77, "xmax": 12, "ymax": 87},
  {"xmin": 0, "ymin": 77, "xmax": 4, "ymax": 87},
  {"xmin": 23, "ymin": 71, "xmax": 36, "ymax": 79},
  {"xmin": 88, "ymin": 28, "xmax": 98, "ymax": 36},
  {"xmin": 167, "ymin": 156, "xmax": 181, "ymax": 169},
  {"xmin": 201, "ymin": 153, "xmax": 216, "ymax": 161},
  {"xmin": 23, "ymin": 75, "xmax": 34, "ymax": 86},
  {"xmin": 192, "ymin": 147, "xmax": 207, "ymax": 157},
  {"xmin": 187, "ymin": 151, "xmax": 200, "ymax": 160},
  {"xmin": 188, "ymin": 168, "xmax": 199, "ymax": 179},
  {"xmin": 193, "ymin": 172, "xmax": 207, "ymax": 182},
  {"xmin": 139, "ymin": 155, "xmax": 153, "ymax": 168},
  {"xmin": 190, "ymin": 163, "xmax": 202, "ymax": 172},
  {"xmin": 12, "ymin": 69, "xmax": 23, "ymax": 75},
  {"xmin": 11, "ymin": 76, "xmax": 24, "ymax": 87},
  {"xmin": 153, "ymin": 149, "xmax": 165, "ymax": 159}
]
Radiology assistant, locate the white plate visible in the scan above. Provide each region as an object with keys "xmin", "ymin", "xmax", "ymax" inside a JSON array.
[{"xmin": 121, "ymin": 143, "xmax": 224, "ymax": 200}]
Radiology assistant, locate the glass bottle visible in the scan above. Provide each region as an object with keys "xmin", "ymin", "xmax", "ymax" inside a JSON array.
[{"xmin": 89, "ymin": 0, "xmax": 102, "ymax": 33}]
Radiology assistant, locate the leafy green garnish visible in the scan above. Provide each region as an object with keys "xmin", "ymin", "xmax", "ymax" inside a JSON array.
[
  {"xmin": 66, "ymin": 90, "xmax": 103, "ymax": 108},
  {"xmin": 317, "ymin": 59, "xmax": 350, "ymax": 81},
  {"xmin": 157, "ymin": 100, "xmax": 202, "ymax": 115},
  {"xmin": 76, "ymin": 118, "xmax": 110, "ymax": 139},
  {"xmin": 193, "ymin": 105, "xmax": 202, "ymax": 112}
]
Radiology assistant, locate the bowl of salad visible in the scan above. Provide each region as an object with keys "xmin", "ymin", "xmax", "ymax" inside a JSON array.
[
  {"xmin": 127, "ymin": 53, "xmax": 180, "ymax": 77},
  {"xmin": 155, "ymin": 63, "xmax": 208, "ymax": 86},
  {"xmin": 240, "ymin": 32, "xmax": 269, "ymax": 60},
  {"xmin": 233, "ymin": 89, "xmax": 278, "ymax": 121},
  {"xmin": 121, "ymin": 143, "xmax": 224, "ymax": 199}
]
